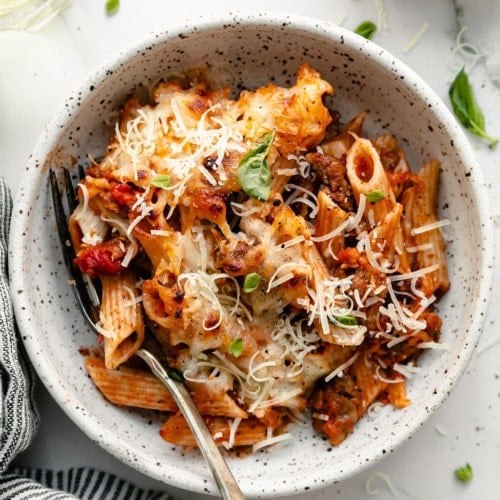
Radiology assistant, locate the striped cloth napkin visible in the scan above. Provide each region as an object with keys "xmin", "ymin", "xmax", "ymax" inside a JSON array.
[{"xmin": 0, "ymin": 173, "xmax": 171, "ymax": 500}]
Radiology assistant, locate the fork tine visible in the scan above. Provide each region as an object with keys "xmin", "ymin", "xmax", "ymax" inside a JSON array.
[
  {"xmin": 78, "ymin": 164, "xmax": 86, "ymax": 181},
  {"xmin": 49, "ymin": 168, "xmax": 98, "ymax": 331},
  {"xmin": 63, "ymin": 167, "xmax": 79, "ymax": 213},
  {"xmin": 49, "ymin": 169, "xmax": 74, "ymax": 271}
]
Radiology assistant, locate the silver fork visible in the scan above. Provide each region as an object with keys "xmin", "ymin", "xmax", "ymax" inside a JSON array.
[{"xmin": 49, "ymin": 167, "xmax": 245, "ymax": 500}]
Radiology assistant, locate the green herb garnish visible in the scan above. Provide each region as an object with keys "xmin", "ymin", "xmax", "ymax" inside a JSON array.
[
  {"xmin": 167, "ymin": 367, "xmax": 184, "ymax": 382},
  {"xmin": 449, "ymin": 68, "xmax": 498, "ymax": 148},
  {"xmin": 237, "ymin": 130, "xmax": 275, "ymax": 201},
  {"xmin": 365, "ymin": 189, "xmax": 385, "ymax": 202},
  {"xmin": 454, "ymin": 463, "xmax": 473, "ymax": 483},
  {"xmin": 228, "ymin": 338, "xmax": 244, "ymax": 358},
  {"xmin": 105, "ymin": 0, "xmax": 120, "ymax": 15},
  {"xmin": 354, "ymin": 21, "xmax": 377, "ymax": 40},
  {"xmin": 243, "ymin": 273, "xmax": 261, "ymax": 293},
  {"xmin": 152, "ymin": 174, "xmax": 172, "ymax": 188},
  {"xmin": 333, "ymin": 315, "xmax": 359, "ymax": 326}
]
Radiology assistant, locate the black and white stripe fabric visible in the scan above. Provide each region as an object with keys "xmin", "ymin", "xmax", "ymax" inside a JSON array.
[
  {"xmin": 1, "ymin": 468, "xmax": 169, "ymax": 499},
  {"xmin": 0, "ymin": 173, "xmax": 171, "ymax": 500}
]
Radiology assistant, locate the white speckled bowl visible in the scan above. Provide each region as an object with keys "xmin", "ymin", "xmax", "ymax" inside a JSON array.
[{"xmin": 9, "ymin": 12, "xmax": 494, "ymax": 498}]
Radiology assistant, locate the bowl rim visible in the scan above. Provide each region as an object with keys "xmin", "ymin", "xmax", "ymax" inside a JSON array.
[{"xmin": 8, "ymin": 10, "xmax": 496, "ymax": 497}]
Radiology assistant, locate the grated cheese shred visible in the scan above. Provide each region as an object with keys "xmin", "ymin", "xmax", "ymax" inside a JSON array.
[
  {"xmin": 403, "ymin": 21, "xmax": 430, "ymax": 54},
  {"xmin": 325, "ymin": 352, "xmax": 360, "ymax": 383},
  {"xmin": 411, "ymin": 219, "xmax": 450, "ymax": 236},
  {"xmin": 365, "ymin": 471, "xmax": 399, "ymax": 497}
]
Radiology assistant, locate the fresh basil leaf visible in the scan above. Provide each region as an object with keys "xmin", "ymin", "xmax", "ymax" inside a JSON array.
[
  {"xmin": 105, "ymin": 0, "xmax": 120, "ymax": 15},
  {"xmin": 454, "ymin": 463, "xmax": 473, "ymax": 483},
  {"xmin": 152, "ymin": 174, "xmax": 172, "ymax": 188},
  {"xmin": 354, "ymin": 21, "xmax": 377, "ymax": 40},
  {"xmin": 228, "ymin": 338, "xmax": 244, "ymax": 358},
  {"xmin": 237, "ymin": 130, "xmax": 275, "ymax": 201},
  {"xmin": 333, "ymin": 315, "xmax": 359, "ymax": 326},
  {"xmin": 365, "ymin": 189, "xmax": 385, "ymax": 202},
  {"xmin": 243, "ymin": 272, "xmax": 260, "ymax": 293},
  {"xmin": 167, "ymin": 367, "xmax": 184, "ymax": 382},
  {"xmin": 449, "ymin": 68, "xmax": 498, "ymax": 148}
]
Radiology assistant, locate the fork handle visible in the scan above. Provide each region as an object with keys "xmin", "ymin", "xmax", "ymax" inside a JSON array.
[{"xmin": 136, "ymin": 349, "xmax": 245, "ymax": 500}]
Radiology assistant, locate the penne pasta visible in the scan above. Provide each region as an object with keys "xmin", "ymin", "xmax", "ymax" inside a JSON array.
[
  {"xmin": 159, "ymin": 412, "xmax": 269, "ymax": 448},
  {"xmin": 68, "ymin": 64, "xmax": 450, "ymax": 452},
  {"xmin": 99, "ymin": 270, "xmax": 145, "ymax": 369},
  {"xmin": 314, "ymin": 190, "xmax": 349, "ymax": 266},
  {"xmin": 85, "ymin": 356, "xmax": 248, "ymax": 418},
  {"xmin": 85, "ymin": 356, "xmax": 176, "ymax": 411},
  {"xmin": 368, "ymin": 202, "xmax": 410, "ymax": 274},
  {"xmin": 372, "ymin": 134, "xmax": 412, "ymax": 198},
  {"xmin": 346, "ymin": 137, "xmax": 396, "ymax": 223},
  {"xmin": 401, "ymin": 160, "xmax": 450, "ymax": 297}
]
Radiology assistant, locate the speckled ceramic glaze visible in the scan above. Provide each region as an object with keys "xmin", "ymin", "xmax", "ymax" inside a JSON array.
[{"xmin": 8, "ymin": 12, "xmax": 494, "ymax": 498}]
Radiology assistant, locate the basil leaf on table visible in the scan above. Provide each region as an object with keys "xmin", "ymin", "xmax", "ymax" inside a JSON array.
[
  {"xmin": 454, "ymin": 463, "xmax": 473, "ymax": 483},
  {"xmin": 449, "ymin": 68, "xmax": 498, "ymax": 148},
  {"xmin": 237, "ymin": 130, "xmax": 275, "ymax": 201},
  {"xmin": 354, "ymin": 21, "xmax": 377, "ymax": 40},
  {"xmin": 105, "ymin": 0, "xmax": 120, "ymax": 15}
]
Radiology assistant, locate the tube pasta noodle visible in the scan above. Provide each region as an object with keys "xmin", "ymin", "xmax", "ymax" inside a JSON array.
[
  {"xmin": 401, "ymin": 159, "xmax": 450, "ymax": 297},
  {"xmin": 85, "ymin": 356, "xmax": 176, "ymax": 411},
  {"xmin": 67, "ymin": 63, "xmax": 450, "ymax": 451},
  {"xmin": 314, "ymin": 191, "xmax": 349, "ymax": 265},
  {"xmin": 346, "ymin": 137, "xmax": 410, "ymax": 273},
  {"xmin": 346, "ymin": 137, "xmax": 396, "ymax": 222},
  {"xmin": 99, "ymin": 270, "xmax": 145, "ymax": 369}
]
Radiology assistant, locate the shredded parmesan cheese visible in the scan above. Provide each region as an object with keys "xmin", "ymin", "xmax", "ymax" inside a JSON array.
[
  {"xmin": 252, "ymin": 431, "xmax": 293, "ymax": 453},
  {"xmin": 273, "ymin": 235, "xmax": 306, "ymax": 252},
  {"xmin": 312, "ymin": 412, "xmax": 330, "ymax": 421},
  {"xmin": 393, "ymin": 362, "xmax": 421, "ymax": 379},
  {"xmin": 374, "ymin": 0, "xmax": 387, "ymax": 31},
  {"xmin": 389, "ymin": 264, "xmax": 440, "ymax": 283},
  {"xmin": 222, "ymin": 417, "xmax": 242, "ymax": 450},
  {"xmin": 284, "ymin": 183, "xmax": 319, "ymax": 218},
  {"xmin": 266, "ymin": 262, "xmax": 311, "ymax": 292},
  {"xmin": 287, "ymin": 153, "xmax": 311, "ymax": 177},
  {"xmin": 366, "ymin": 401, "xmax": 385, "ymax": 419},
  {"xmin": 411, "ymin": 219, "xmax": 450, "ymax": 235},
  {"xmin": 403, "ymin": 21, "xmax": 430, "ymax": 53},
  {"xmin": 450, "ymin": 25, "xmax": 484, "ymax": 72},
  {"xmin": 94, "ymin": 320, "xmax": 115, "ymax": 339},
  {"xmin": 230, "ymin": 202, "xmax": 261, "ymax": 217},
  {"xmin": 418, "ymin": 341, "xmax": 450, "ymax": 350},
  {"xmin": 325, "ymin": 353, "xmax": 360, "ymax": 383},
  {"xmin": 365, "ymin": 472, "xmax": 399, "ymax": 497},
  {"xmin": 406, "ymin": 243, "xmax": 434, "ymax": 253},
  {"xmin": 435, "ymin": 424, "xmax": 448, "ymax": 436},
  {"xmin": 374, "ymin": 366, "xmax": 404, "ymax": 384}
]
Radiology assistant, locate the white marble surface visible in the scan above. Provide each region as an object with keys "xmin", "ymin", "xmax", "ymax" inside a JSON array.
[{"xmin": 1, "ymin": 1, "xmax": 500, "ymax": 499}]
